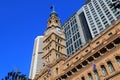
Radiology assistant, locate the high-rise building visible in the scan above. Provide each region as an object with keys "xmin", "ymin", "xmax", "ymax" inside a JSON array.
[
  {"xmin": 83, "ymin": 0, "xmax": 120, "ymax": 38},
  {"xmin": 62, "ymin": 0, "xmax": 120, "ymax": 56},
  {"xmin": 29, "ymin": 36, "xmax": 44, "ymax": 79},
  {"xmin": 61, "ymin": 8, "xmax": 92, "ymax": 56}
]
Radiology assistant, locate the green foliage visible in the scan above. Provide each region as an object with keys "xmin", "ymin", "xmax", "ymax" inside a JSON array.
[{"xmin": 2, "ymin": 71, "xmax": 31, "ymax": 80}]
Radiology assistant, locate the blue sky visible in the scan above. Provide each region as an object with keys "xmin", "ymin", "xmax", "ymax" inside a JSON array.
[{"xmin": 0, "ymin": 0, "xmax": 85, "ymax": 79}]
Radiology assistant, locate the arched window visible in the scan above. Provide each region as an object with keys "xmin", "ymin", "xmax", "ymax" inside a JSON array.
[
  {"xmin": 49, "ymin": 20, "xmax": 51, "ymax": 24},
  {"xmin": 56, "ymin": 20, "xmax": 58, "ymax": 23},
  {"xmin": 58, "ymin": 46, "xmax": 60, "ymax": 52},
  {"xmin": 88, "ymin": 73, "xmax": 93, "ymax": 80},
  {"xmin": 115, "ymin": 56, "xmax": 120, "ymax": 67},
  {"xmin": 101, "ymin": 65, "xmax": 108, "ymax": 76},
  {"xmin": 56, "ymin": 53, "xmax": 58, "ymax": 59},
  {"xmin": 94, "ymin": 70, "xmax": 99, "ymax": 80},
  {"xmin": 58, "ymin": 38, "xmax": 60, "ymax": 43},
  {"xmin": 47, "ymin": 56, "xmax": 50, "ymax": 62},
  {"xmin": 107, "ymin": 61, "xmax": 115, "ymax": 72}
]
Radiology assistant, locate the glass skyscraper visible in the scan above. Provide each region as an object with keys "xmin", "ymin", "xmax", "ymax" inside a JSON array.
[
  {"xmin": 62, "ymin": 0, "xmax": 120, "ymax": 56},
  {"xmin": 83, "ymin": 0, "xmax": 120, "ymax": 38},
  {"xmin": 62, "ymin": 8, "xmax": 92, "ymax": 56}
]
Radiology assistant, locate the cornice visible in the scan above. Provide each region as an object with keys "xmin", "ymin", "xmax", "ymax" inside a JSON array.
[
  {"xmin": 42, "ymin": 48, "xmax": 67, "ymax": 59},
  {"xmin": 43, "ymin": 39, "xmax": 66, "ymax": 50},
  {"xmin": 43, "ymin": 32, "xmax": 65, "ymax": 43}
]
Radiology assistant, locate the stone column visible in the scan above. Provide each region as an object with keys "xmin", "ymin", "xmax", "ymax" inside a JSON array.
[
  {"xmin": 91, "ymin": 71, "xmax": 96, "ymax": 80},
  {"xmin": 97, "ymin": 64, "xmax": 104, "ymax": 80},
  {"xmin": 104, "ymin": 62, "xmax": 111, "ymax": 75}
]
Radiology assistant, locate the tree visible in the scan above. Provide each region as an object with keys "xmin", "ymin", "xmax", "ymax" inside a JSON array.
[{"xmin": 2, "ymin": 71, "xmax": 31, "ymax": 80}]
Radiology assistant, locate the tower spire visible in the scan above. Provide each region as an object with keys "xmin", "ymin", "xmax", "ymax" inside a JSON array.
[
  {"xmin": 50, "ymin": 5, "xmax": 58, "ymax": 17},
  {"xmin": 47, "ymin": 6, "xmax": 60, "ymax": 28}
]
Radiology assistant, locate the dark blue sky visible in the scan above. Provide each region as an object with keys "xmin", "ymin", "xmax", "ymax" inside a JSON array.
[{"xmin": 0, "ymin": 0, "xmax": 85, "ymax": 79}]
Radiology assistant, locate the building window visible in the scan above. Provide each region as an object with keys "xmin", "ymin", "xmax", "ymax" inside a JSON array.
[
  {"xmin": 101, "ymin": 65, "xmax": 108, "ymax": 76},
  {"xmin": 107, "ymin": 61, "xmax": 115, "ymax": 72},
  {"xmin": 96, "ymin": 41, "xmax": 100, "ymax": 45},
  {"xmin": 88, "ymin": 73, "xmax": 93, "ymax": 80},
  {"xmin": 56, "ymin": 68, "xmax": 58, "ymax": 75},
  {"xmin": 94, "ymin": 70, "xmax": 99, "ymax": 80},
  {"xmin": 56, "ymin": 20, "xmax": 58, "ymax": 23},
  {"xmin": 85, "ymin": 50, "xmax": 88, "ymax": 53},
  {"xmin": 58, "ymin": 38, "xmax": 60, "ymax": 43},
  {"xmin": 108, "ymin": 32, "xmax": 113, "ymax": 36},
  {"xmin": 56, "ymin": 53, "xmax": 58, "ymax": 59},
  {"xmin": 49, "ymin": 20, "xmax": 51, "ymax": 24},
  {"xmin": 115, "ymin": 56, "xmax": 120, "ymax": 67},
  {"xmin": 81, "ymin": 76, "xmax": 85, "ymax": 80},
  {"xmin": 67, "ymin": 63, "xmax": 69, "ymax": 66},
  {"xmin": 47, "ymin": 56, "xmax": 50, "ymax": 62},
  {"xmin": 58, "ymin": 46, "xmax": 60, "ymax": 52}
]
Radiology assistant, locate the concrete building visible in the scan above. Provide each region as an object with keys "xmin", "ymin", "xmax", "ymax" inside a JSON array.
[
  {"xmin": 29, "ymin": 36, "xmax": 44, "ymax": 79},
  {"xmin": 61, "ymin": 8, "xmax": 92, "ymax": 56},
  {"xmin": 83, "ymin": 0, "xmax": 120, "ymax": 38}
]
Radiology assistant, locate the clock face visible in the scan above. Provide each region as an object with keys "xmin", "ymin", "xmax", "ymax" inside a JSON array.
[{"xmin": 56, "ymin": 27, "xmax": 62, "ymax": 34}]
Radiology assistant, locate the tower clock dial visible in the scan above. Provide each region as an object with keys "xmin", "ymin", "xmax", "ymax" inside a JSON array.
[{"xmin": 56, "ymin": 27, "xmax": 62, "ymax": 34}]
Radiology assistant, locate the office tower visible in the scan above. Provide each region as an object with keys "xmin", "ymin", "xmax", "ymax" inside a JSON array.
[
  {"xmin": 62, "ymin": 0, "xmax": 120, "ymax": 56},
  {"xmin": 61, "ymin": 8, "xmax": 92, "ymax": 56},
  {"xmin": 29, "ymin": 36, "xmax": 44, "ymax": 79},
  {"xmin": 83, "ymin": 0, "xmax": 120, "ymax": 38}
]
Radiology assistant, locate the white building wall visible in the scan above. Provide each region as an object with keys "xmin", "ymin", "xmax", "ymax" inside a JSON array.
[{"xmin": 29, "ymin": 36, "xmax": 44, "ymax": 79}]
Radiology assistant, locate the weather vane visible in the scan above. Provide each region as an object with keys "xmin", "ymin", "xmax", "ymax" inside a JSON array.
[{"xmin": 50, "ymin": 5, "xmax": 55, "ymax": 12}]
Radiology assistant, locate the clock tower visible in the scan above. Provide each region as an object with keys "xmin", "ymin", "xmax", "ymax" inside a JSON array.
[{"xmin": 43, "ymin": 10, "xmax": 66, "ymax": 65}]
